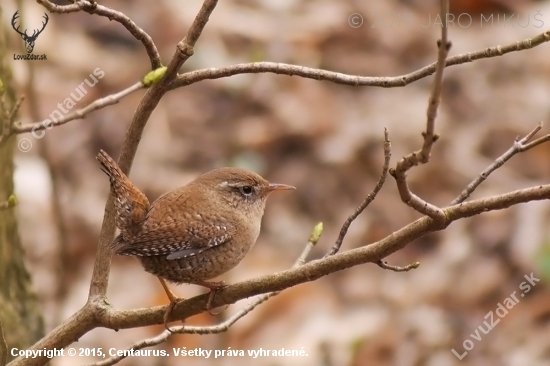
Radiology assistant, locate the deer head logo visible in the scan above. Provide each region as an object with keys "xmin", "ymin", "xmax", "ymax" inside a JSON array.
[{"xmin": 11, "ymin": 11, "xmax": 49, "ymax": 54}]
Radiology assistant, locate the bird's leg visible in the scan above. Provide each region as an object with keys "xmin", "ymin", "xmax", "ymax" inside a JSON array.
[
  {"xmin": 194, "ymin": 280, "xmax": 227, "ymax": 314},
  {"xmin": 158, "ymin": 277, "xmax": 185, "ymax": 332}
]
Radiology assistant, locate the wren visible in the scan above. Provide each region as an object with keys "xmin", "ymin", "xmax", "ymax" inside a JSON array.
[{"xmin": 97, "ymin": 150, "xmax": 294, "ymax": 327}]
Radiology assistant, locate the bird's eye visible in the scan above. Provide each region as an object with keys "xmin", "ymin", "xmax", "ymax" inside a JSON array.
[{"xmin": 240, "ymin": 185, "xmax": 253, "ymax": 195}]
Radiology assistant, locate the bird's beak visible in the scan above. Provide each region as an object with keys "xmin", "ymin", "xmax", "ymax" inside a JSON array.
[{"xmin": 267, "ymin": 183, "xmax": 296, "ymax": 193}]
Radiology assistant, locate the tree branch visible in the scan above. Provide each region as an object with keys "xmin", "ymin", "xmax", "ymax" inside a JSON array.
[
  {"xmin": 12, "ymin": 82, "xmax": 143, "ymax": 135},
  {"xmin": 390, "ymin": 0, "xmax": 449, "ymax": 223},
  {"xmin": 377, "ymin": 260, "xmax": 420, "ymax": 272},
  {"xmin": 9, "ymin": 160, "xmax": 550, "ymax": 366},
  {"xmin": 452, "ymin": 122, "xmax": 550, "ymax": 204},
  {"xmin": 98, "ymin": 183, "xmax": 550, "ymax": 331},
  {"xmin": 420, "ymin": 0, "xmax": 450, "ymax": 163},
  {"xmin": 87, "ymin": 0, "xmax": 219, "ymax": 302},
  {"xmin": 87, "ymin": 222, "xmax": 324, "ymax": 366},
  {"xmin": 37, "ymin": 0, "xmax": 162, "ymax": 69},
  {"xmin": 5, "ymin": 65, "xmax": 167, "ymax": 139},
  {"xmin": 170, "ymin": 30, "xmax": 550, "ymax": 90},
  {"xmin": 5, "ymin": 27, "xmax": 548, "ymax": 139},
  {"xmin": 325, "ymin": 129, "xmax": 391, "ymax": 257}
]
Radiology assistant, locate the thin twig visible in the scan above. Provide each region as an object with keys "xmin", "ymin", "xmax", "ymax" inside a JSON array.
[
  {"xmin": 325, "ymin": 129, "xmax": 391, "ymax": 257},
  {"xmin": 162, "ymin": 0, "xmax": 219, "ymax": 82},
  {"xmin": 12, "ymin": 82, "xmax": 143, "ymax": 135},
  {"xmin": 377, "ymin": 260, "xmax": 420, "ymax": 272},
  {"xmin": 521, "ymin": 133, "xmax": 550, "ymax": 150},
  {"xmin": 86, "ymin": 222, "xmax": 324, "ymax": 366},
  {"xmin": 451, "ymin": 122, "xmax": 550, "ymax": 205},
  {"xmin": 389, "ymin": 0, "xmax": 450, "ymax": 223},
  {"xmin": 37, "ymin": 0, "xmax": 162, "ymax": 69},
  {"xmin": 425, "ymin": 0, "xmax": 450, "ymax": 135},
  {"xmin": 170, "ymin": 30, "xmax": 550, "ymax": 90},
  {"xmin": 420, "ymin": 0, "xmax": 450, "ymax": 162},
  {"xmin": 6, "ymin": 30, "xmax": 549, "ymax": 138}
]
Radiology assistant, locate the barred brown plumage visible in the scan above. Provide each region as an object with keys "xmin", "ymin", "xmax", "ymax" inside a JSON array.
[{"xmin": 96, "ymin": 149, "xmax": 295, "ymax": 330}]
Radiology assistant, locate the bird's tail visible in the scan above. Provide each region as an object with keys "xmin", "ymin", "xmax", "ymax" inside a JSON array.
[{"xmin": 96, "ymin": 150, "xmax": 150, "ymax": 239}]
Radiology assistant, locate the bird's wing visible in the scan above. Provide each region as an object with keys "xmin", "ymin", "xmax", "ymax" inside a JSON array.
[{"xmin": 113, "ymin": 220, "xmax": 235, "ymax": 260}]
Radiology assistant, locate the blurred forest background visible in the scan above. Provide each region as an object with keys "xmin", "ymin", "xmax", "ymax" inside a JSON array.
[{"xmin": 2, "ymin": 0, "xmax": 550, "ymax": 365}]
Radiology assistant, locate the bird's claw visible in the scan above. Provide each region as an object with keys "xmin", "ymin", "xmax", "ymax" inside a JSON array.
[
  {"xmin": 204, "ymin": 281, "xmax": 228, "ymax": 314},
  {"xmin": 163, "ymin": 297, "xmax": 185, "ymax": 333}
]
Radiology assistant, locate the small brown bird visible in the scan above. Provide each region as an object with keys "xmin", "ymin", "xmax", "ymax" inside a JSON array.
[{"xmin": 97, "ymin": 150, "xmax": 294, "ymax": 328}]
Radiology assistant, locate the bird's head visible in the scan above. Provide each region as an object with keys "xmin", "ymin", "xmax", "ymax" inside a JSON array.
[{"xmin": 196, "ymin": 167, "xmax": 295, "ymax": 217}]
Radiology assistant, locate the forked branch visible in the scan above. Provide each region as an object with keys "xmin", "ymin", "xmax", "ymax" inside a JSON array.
[
  {"xmin": 390, "ymin": 0, "xmax": 450, "ymax": 223},
  {"xmin": 452, "ymin": 122, "xmax": 550, "ymax": 204}
]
